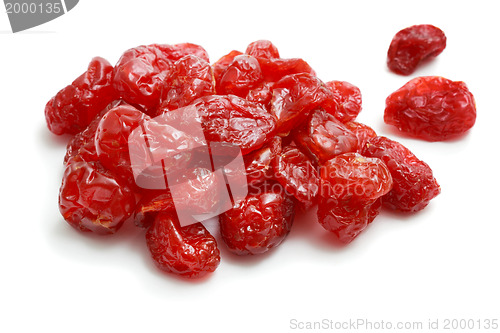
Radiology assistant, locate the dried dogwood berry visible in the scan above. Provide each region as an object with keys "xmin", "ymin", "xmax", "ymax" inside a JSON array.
[
  {"xmin": 245, "ymin": 40, "xmax": 280, "ymax": 59},
  {"xmin": 146, "ymin": 212, "xmax": 220, "ymax": 278},
  {"xmin": 384, "ymin": 76, "xmax": 476, "ymax": 141},
  {"xmin": 45, "ymin": 57, "xmax": 116, "ymax": 135},
  {"xmin": 361, "ymin": 136, "xmax": 441, "ymax": 212},
  {"xmin": 219, "ymin": 182, "xmax": 295, "ymax": 255},
  {"xmin": 322, "ymin": 80, "xmax": 362, "ymax": 123},
  {"xmin": 387, "ymin": 24, "xmax": 446, "ymax": 75},
  {"xmin": 318, "ymin": 153, "xmax": 393, "ymax": 243}
]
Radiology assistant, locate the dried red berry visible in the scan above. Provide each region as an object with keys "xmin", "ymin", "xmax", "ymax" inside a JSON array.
[
  {"xmin": 134, "ymin": 189, "xmax": 175, "ymax": 229},
  {"xmin": 219, "ymin": 182, "xmax": 294, "ymax": 255},
  {"xmin": 293, "ymin": 109, "xmax": 358, "ymax": 164},
  {"xmin": 194, "ymin": 95, "xmax": 276, "ymax": 155},
  {"xmin": 344, "ymin": 121, "xmax": 377, "ymax": 153},
  {"xmin": 158, "ymin": 55, "xmax": 215, "ymax": 113},
  {"xmin": 384, "ymin": 76, "xmax": 476, "ymax": 141},
  {"xmin": 270, "ymin": 73, "xmax": 329, "ymax": 135},
  {"xmin": 95, "ymin": 104, "xmax": 149, "ymax": 184},
  {"xmin": 218, "ymin": 55, "xmax": 263, "ymax": 97},
  {"xmin": 45, "ymin": 57, "xmax": 116, "ymax": 135},
  {"xmin": 246, "ymin": 81, "xmax": 274, "ymax": 110},
  {"xmin": 257, "ymin": 57, "xmax": 315, "ymax": 82},
  {"xmin": 273, "ymin": 146, "xmax": 320, "ymax": 208},
  {"xmin": 59, "ymin": 156, "xmax": 136, "ymax": 234},
  {"xmin": 361, "ymin": 136, "xmax": 441, "ymax": 212},
  {"xmin": 146, "ymin": 212, "xmax": 220, "ymax": 278},
  {"xmin": 387, "ymin": 24, "xmax": 446, "ymax": 75},
  {"xmin": 245, "ymin": 40, "xmax": 280, "ymax": 59},
  {"xmin": 113, "ymin": 43, "xmax": 208, "ymax": 113},
  {"xmin": 244, "ymin": 136, "xmax": 282, "ymax": 186},
  {"xmin": 317, "ymin": 153, "xmax": 393, "ymax": 243},
  {"xmin": 322, "ymin": 80, "xmax": 363, "ymax": 123},
  {"xmin": 212, "ymin": 50, "xmax": 243, "ymax": 92}
]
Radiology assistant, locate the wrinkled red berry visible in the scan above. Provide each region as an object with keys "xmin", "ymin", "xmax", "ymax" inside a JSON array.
[
  {"xmin": 344, "ymin": 121, "xmax": 377, "ymax": 153},
  {"xmin": 194, "ymin": 95, "xmax": 276, "ymax": 155},
  {"xmin": 212, "ymin": 50, "xmax": 243, "ymax": 92},
  {"xmin": 273, "ymin": 146, "xmax": 320, "ymax": 208},
  {"xmin": 384, "ymin": 76, "xmax": 476, "ymax": 141},
  {"xmin": 246, "ymin": 81, "xmax": 274, "ymax": 110},
  {"xmin": 146, "ymin": 212, "xmax": 220, "ymax": 278},
  {"xmin": 245, "ymin": 40, "xmax": 280, "ymax": 59},
  {"xmin": 293, "ymin": 109, "xmax": 358, "ymax": 164},
  {"xmin": 257, "ymin": 57, "xmax": 315, "ymax": 82},
  {"xmin": 45, "ymin": 57, "xmax": 116, "ymax": 135},
  {"xmin": 158, "ymin": 55, "xmax": 215, "ymax": 113},
  {"xmin": 270, "ymin": 73, "xmax": 329, "ymax": 135},
  {"xmin": 322, "ymin": 80, "xmax": 362, "ymax": 123},
  {"xmin": 218, "ymin": 55, "xmax": 263, "ymax": 97},
  {"xmin": 95, "ymin": 104, "xmax": 149, "ymax": 184},
  {"xmin": 317, "ymin": 153, "xmax": 393, "ymax": 243},
  {"xmin": 59, "ymin": 156, "xmax": 136, "ymax": 234},
  {"xmin": 219, "ymin": 182, "xmax": 294, "ymax": 255},
  {"xmin": 361, "ymin": 136, "xmax": 441, "ymax": 212},
  {"xmin": 387, "ymin": 24, "xmax": 446, "ymax": 75},
  {"xmin": 244, "ymin": 136, "xmax": 282, "ymax": 186},
  {"xmin": 134, "ymin": 189, "xmax": 175, "ymax": 229}
]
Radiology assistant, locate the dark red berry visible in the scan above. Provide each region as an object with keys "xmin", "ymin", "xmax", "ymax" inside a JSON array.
[
  {"xmin": 387, "ymin": 24, "xmax": 446, "ymax": 75},
  {"xmin": 244, "ymin": 136, "xmax": 282, "ymax": 186}
]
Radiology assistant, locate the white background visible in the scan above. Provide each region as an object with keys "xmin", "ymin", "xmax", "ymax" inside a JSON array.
[{"xmin": 1, "ymin": 1, "xmax": 499, "ymax": 332}]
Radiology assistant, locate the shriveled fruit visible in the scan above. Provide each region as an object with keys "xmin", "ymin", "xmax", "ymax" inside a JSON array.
[
  {"xmin": 361, "ymin": 136, "xmax": 440, "ymax": 212},
  {"xmin": 212, "ymin": 50, "xmax": 243, "ymax": 92},
  {"xmin": 146, "ymin": 212, "xmax": 220, "ymax": 278},
  {"xmin": 270, "ymin": 73, "xmax": 329, "ymax": 135},
  {"xmin": 59, "ymin": 156, "xmax": 136, "ymax": 234},
  {"xmin": 246, "ymin": 81, "xmax": 274, "ymax": 110},
  {"xmin": 158, "ymin": 55, "xmax": 215, "ymax": 113},
  {"xmin": 384, "ymin": 76, "xmax": 476, "ymax": 141},
  {"xmin": 194, "ymin": 95, "xmax": 276, "ymax": 155},
  {"xmin": 293, "ymin": 109, "xmax": 358, "ymax": 164},
  {"xmin": 245, "ymin": 40, "xmax": 280, "ymax": 59},
  {"xmin": 344, "ymin": 121, "xmax": 377, "ymax": 153},
  {"xmin": 45, "ymin": 57, "xmax": 116, "ymax": 135},
  {"xmin": 257, "ymin": 57, "xmax": 315, "ymax": 82},
  {"xmin": 387, "ymin": 24, "xmax": 446, "ymax": 75},
  {"xmin": 273, "ymin": 146, "xmax": 320, "ymax": 208},
  {"xmin": 244, "ymin": 136, "xmax": 282, "ymax": 186},
  {"xmin": 113, "ymin": 43, "xmax": 208, "ymax": 113},
  {"xmin": 134, "ymin": 189, "xmax": 175, "ymax": 229},
  {"xmin": 317, "ymin": 153, "xmax": 393, "ymax": 243},
  {"xmin": 322, "ymin": 80, "xmax": 362, "ymax": 123},
  {"xmin": 219, "ymin": 182, "xmax": 294, "ymax": 255},
  {"xmin": 218, "ymin": 55, "xmax": 263, "ymax": 97},
  {"xmin": 95, "ymin": 104, "xmax": 149, "ymax": 184}
]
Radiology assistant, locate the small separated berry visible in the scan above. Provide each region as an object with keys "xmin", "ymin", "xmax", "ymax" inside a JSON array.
[{"xmin": 387, "ymin": 24, "xmax": 446, "ymax": 75}]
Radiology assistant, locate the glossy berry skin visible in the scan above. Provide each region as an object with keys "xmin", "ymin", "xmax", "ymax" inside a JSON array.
[
  {"xmin": 257, "ymin": 57, "xmax": 315, "ymax": 83},
  {"xmin": 273, "ymin": 146, "xmax": 320, "ymax": 208},
  {"xmin": 387, "ymin": 24, "xmax": 446, "ymax": 75},
  {"xmin": 317, "ymin": 197, "xmax": 382, "ymax": 243},
  {"xmin": 219, "ymin": 182, "xmax": 295, "ymax": 255},
  {"xmin": 245, "ymin": 40, "xmax": 280, "ymax": 59},
  {"xmin": 158, "ymin": 55, "xmax": 215, "ymax": 113},
  {"xmin": 293, "ymin": 109, "xmax": 358, "ymax": 164},
  {"xmin": 244, "ymin": 136, "xmax": 282, "ymax": 186},
  {"xmin": 317, "ymin": 153, "xmax": 393, "ymax": 243},
  {"xmin": 113, "ymin": 43, "xmax": 209, "ymax": 113},
  {"xmin": 322, "ymin": 81, "xmax": 362, "ymax": 123},
  {"xmin": 246, "ymin": 81, "xmax": 274, "ymax": 110},
  {"xmin": 59, "ymin": 156, "xmax": 136, "ymax": 234},
  {"xmin": 45, "ymin": 57, "xmax": 116, "ymax": 135},
  {"xmin": 361, "ymin": 136, "xmax": 441, "ymax": 212},
  {"xmin": 134, "ymin": 189, "xmax": 175, "ymax": 229},
  {"xmin": 146, "ymin": 212, "xmax": 220, "ymax": 278},
  {"xmin": 194, "ymin": 95, "xmax": 276, "ymax": 155},
  {"xmin": 95, "ymin": 104, "xmax": 149, "ymax": 184},
  {"xmin": 219, "ymin": 55, "xmax": 263, "ymax": 97},
  {"xmin": 212, "ymin": 50, "xmax": 243, "ymax": 92},
  {"xmin": 384, "ymin": 76, "xmax": 476, "ymax": 141},
  {"xmin": 270, "ymin": 73, "xmax": 329, "ymax": 135},
  {"xmin": 344, "ymin": 121, "xmax": 377, "ymax": 153}
]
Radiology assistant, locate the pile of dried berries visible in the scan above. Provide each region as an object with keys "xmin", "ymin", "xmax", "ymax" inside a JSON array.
[{"xmin": 46, "ymin": 34, "xmax": 474, "ymax": 279}]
